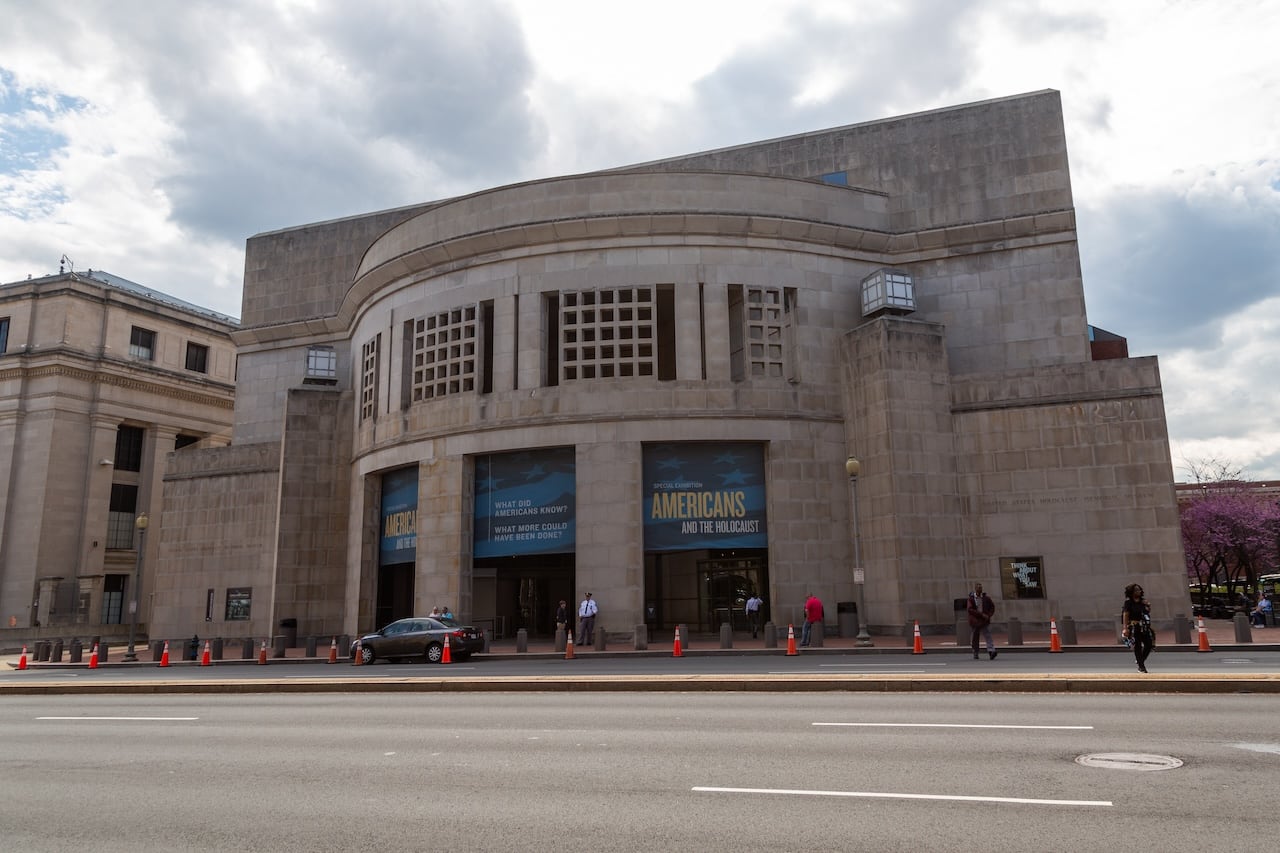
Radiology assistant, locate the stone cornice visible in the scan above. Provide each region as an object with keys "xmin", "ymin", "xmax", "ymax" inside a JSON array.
[
  {"xmin": 0, "ymin": 359, "xmax": 234, "ymax": 410},
  {"xmin": 232, "ymin": 208, "xmax": 1076, "ymax": 348}
]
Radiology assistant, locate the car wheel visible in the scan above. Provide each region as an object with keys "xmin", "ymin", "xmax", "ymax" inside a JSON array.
[
  {"xmin": 425, "ymin": 642, "xmax": 444, "ymax": 663},
  {"xmin": 357, "ymin": 644, "xmax": 375, "ymax": 665}
]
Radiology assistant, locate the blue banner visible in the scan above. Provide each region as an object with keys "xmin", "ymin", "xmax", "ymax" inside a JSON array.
[
  {"xmin": 643, "ymin": 443, "xmax": 767, "ymax": 551},
  {"xmin": 380, "ymin": 467, "xmax": 418, "ymax": 565},
  {"xmin": 473, "ymin": 447, "xmax": 576, "ymax": 558}
]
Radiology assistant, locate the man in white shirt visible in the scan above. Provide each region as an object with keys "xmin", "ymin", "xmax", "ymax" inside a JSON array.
[
  {"xmin": 578, "ymin": 593, "xmax": 598, "ymax": 645},
  {"xmin": 744, "ymin": 593, "xmax": 764, "ymax": 639}
]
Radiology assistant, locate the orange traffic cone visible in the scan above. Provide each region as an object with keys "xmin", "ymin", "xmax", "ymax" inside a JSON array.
[
  {"xmin": 327, "ymin": 636, "xmax": 338, "ymax": 664},
  {"xmin": 672, "ymin": 626, "xmax": 684, "ymax": 657},
  {"xmin": 1049, "ymin": 618, "xmax": 1063, "ymax": 653},
  {"xmin": 912, "ymin": 620, "xmax": 925, "ymax": 655},
  {"xmin": 159, "ymin": 641, "xmax": 170, "ymax": 667},
  {"xmin": 1196, "ymin": 617, "xmax": 1213, "ymax": 653},
  {"xmin": 17, "ymin": 645, "xmax": 28, "ymax": 671},
  {"xmin": 88, "ymin": 643, "xmax": 99, "ymax": 669},
  {"xmin": 441, "ymin": 635, "xmax": 453, "ymax": 664},
  {"xmin": 200, "ymin": 640, "xmax": 212, "ymax": 666},
  {"xmin": 351, "ymin": 639, "xmax": 362, "ymax": 666},
  {"xmin": 786, "ymin": 624, "xmax": 798, "ymax": 656},
  {"xmin": 565, "ymin": 632, "xmax": 575, "ymax": 660},
  {"xmin": 258, "ymin": 640, "xmax": 268, "ymax": 665}
]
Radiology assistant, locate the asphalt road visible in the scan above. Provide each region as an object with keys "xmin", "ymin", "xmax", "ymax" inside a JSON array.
[{"xmin": 3, "ymin": 692, "xmax": 1277, "ymax": 852}]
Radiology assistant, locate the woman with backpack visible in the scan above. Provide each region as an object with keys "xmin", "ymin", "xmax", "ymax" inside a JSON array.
[{"xmin": 1121, "ymin": 583, "xmax": 1154, "ymax": 673}]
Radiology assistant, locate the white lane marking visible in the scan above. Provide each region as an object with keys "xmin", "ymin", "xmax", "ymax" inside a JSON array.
[
  {"xmin": 818, "ymin": 663, "xmax": 950, "ymax": 668},
  {"xmin": 814, "ymin": 722, "xmax": 1093, "ymax": 730},
  {"xmin": 1231, "ymin": 743, "xmax": 1280, "ymax": 755},
  {"xmin": 694, "ymin": 786, "xmax": 1110, "ymax": 807},
  {"xmin": 768, "ymin": 670, "xmax": 934, "ymax": 675},
  {"xmin": 37, "ymin": 716, "xmax": 198, "ymax": 721}
]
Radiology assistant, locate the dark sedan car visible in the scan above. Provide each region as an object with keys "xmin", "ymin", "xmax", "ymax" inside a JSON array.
[{"xmin": 351, "ymin": 617, "xmax": 484, "ymax": 664}]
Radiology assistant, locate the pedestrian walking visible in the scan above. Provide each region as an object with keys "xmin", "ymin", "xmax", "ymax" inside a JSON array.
[
  {"xmin": 745, "ymin": 592, "xmax": 764, "ymax": 639},
  {"xmin": 578, "ymin": 592, "xmax": 598, "ymax": 645},
  {"xmin": 1121, "ymin": 583, "xmax": 1154, "ymax": 673},
  {"xmin": 967, "ymin": 583, "xmax": 997, "ymax": 660},
  {"xmin": 800, "ymin": 594, "xmax": 823, "ymax": 647}
]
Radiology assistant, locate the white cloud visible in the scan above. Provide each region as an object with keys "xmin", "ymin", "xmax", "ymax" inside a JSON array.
[{"xmin": 1, "ymin": 0, "xmax": 1277, "ymax": 476}]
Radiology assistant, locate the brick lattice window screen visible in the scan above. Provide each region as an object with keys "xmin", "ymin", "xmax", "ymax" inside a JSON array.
[
  {"xmin": 560, "ymin": 287, "xmax": 654, "ymax": 381},
  {"xmin": 745, "ymin": 287, "xmax": 785, "ymax": 378},
  {"xmin": 411, "ymin": 307, "xmax": 477, "ymax": 401},
  {"xmin": 360, "ymin": 334, "xmax": 380, "ymax": 420}
]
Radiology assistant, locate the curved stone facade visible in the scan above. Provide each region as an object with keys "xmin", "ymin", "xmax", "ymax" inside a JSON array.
[{"xmin": 151, "ymin": 91, "xmax": 1190, "ymax": 644}]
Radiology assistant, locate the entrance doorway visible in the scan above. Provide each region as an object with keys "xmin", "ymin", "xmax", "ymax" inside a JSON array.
[
  {"xmin": 376, "ymin": 563, "xmax": 414, "ymax": 628},
  {"xmin": 645, "ymin": 549, "xmax": 767, "ymax": 633},
  {"xmin": 472, "ymin": 554, "xmax": 574, "ymax": 638}
]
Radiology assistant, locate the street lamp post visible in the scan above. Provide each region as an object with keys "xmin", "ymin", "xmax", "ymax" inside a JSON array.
[
  {"xmin": 124, "ymin": 513, "xmax": 148, "ymax": 662},
  {"xmin": 846, "ymin": 457, "xmax": 873, "ymax": 646}
]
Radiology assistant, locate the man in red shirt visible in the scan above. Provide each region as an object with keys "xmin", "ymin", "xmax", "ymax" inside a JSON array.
[{"xmin": 801, "ymin": 594, "xmax": 824, "ymax": 647}]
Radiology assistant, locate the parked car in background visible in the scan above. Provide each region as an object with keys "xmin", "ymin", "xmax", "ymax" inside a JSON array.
[
  {"xmin": 1190, "ymin": 592, "xmax": 1247, "ymax": 620},
  {"xmin": 350, "ymin": 616, "xmax": 484, "ymax": 664}
]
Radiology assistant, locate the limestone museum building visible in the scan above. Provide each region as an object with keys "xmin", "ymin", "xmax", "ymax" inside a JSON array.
[{"xmin": 137, "ymin": 90, "xmax": 1189, "ymax": 644}]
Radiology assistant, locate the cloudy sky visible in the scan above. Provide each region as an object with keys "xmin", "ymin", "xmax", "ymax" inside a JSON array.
[{"xmin": 1, "ymin": 0, "xmax": 1277, "ymax": 479}]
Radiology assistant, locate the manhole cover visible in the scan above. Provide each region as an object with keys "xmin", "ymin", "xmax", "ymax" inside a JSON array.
[{"xmin": 1075, "ymin": 753, "xmax": 1183, "ymax": 771}]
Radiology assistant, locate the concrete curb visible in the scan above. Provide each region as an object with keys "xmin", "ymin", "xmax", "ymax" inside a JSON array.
[{"xmin": 2, "ymin": 672, "xmax": 1279, "ymax": 696}]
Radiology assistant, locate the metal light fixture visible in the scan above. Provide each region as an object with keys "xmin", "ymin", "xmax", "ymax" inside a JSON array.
[
  {"xmin": 846, "ymin": 457, "xmax": 873, "ymax": 646},
  {"xmin": 123, "ymin": 513, "xmax": 149, "ymax": 662}
]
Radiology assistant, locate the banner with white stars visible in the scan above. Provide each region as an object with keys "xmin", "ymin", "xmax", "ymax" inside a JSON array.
[
  {"xmin": 473, "ymin": 447, "xmax": 577, "ymax": 558},
  {"xmin": 380, "ymin": 466, "xmax": 418, "ymax": 565},
  {"xmin": 642, "ymin": 443, "xmax": 767, "ymax": 551}
]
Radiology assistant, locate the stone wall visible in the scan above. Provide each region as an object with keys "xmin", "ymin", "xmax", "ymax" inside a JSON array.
[{"xmin": 152, "ymin": 442, "xmax": 281, "ymax": 639}]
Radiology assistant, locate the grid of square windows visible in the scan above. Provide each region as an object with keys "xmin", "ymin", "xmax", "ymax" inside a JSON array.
[
  {"xmin": 744, "ymin": 287, "xmax": 785, "ymax": 378},
  {"xmin": 560, "ymin": 288, "xmax": 654, "ymax": 381},
  {"xmin": 410, "ymin": 307, "xmax": 476, "ymax": 400},
  {"xmin": 360, "ymin": 334, "xmax": 380, "ymax": 420}
]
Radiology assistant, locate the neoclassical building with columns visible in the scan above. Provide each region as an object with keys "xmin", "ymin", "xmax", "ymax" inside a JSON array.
[
  {"xmin": 0, "ymin": 269, "xmax": 236, "ymax": 638},
  {"xmin": 147, "ymin": 89, "xmax": 1190, "ymax": 645}
]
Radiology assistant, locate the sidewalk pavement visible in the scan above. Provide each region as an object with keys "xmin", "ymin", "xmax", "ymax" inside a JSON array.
[{"xmin": 5, "ymin": 618, "xmax": 1278, "ymax": 668}]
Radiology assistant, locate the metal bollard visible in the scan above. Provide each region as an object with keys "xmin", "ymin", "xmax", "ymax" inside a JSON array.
[
  {"xmin": 272, "ymin": 635, "xmax": 286, "ymax": 658},
  {"xmin": 50, "ymin": 639, "xmax": 63, "ymax": 662},
  {"xmin": 594, "ymin": 630, "xmax": 607, "ymax": 651},
  {"xmin": 69, "ymin": 639, "xmax": 83, "ymax": 663},
  {"xmin": 1172, "ymin": 614, "xmax": 1192, "ymax": 645},
  {"xmin": 1234, "ymin": 613, "xmax": 1253, "ymax": 643},
  {"xmin": 339, "ymin": 635, "xmax": 352, "ymax": 657},
  {"xmin": 1007, "ymin": 617, "xmax": 1023, "ymax": 646},
  {"xmin": 98, "ymin": 641, "xmax": 109, "ymax": 662},
  {"xmin": 633, "ymin": 624, "xmax": 647, "ymax": 651},
  {"xmin": 763, "ymin": 622, "xmax": 778, "ymax": 648},
  {"xmin": 151, "ymin": 640, "xmax": 165, "ymax": 661},
  {"xmin": 554, "ymin": 626, "xmax": 566, "ymax": 653},
  {"xmin": 1060, "ymin": 617, "xmax": 1078, "ymax": 646},
  {"xmin": 515, "ymin": 628, "xmax": 528, "ymax": 653},
  {"xmin": 719, "ymin": 622, "xmax": 733, "ymax": 649},
  {"xmin": 241, "ymin": 638, "xmax": 256, "ymax": 659},
  {"xmin": 482, "ymin": 628, "xmax": 492, "ymax": 654},
  {"xmin": 676, "ymin": 625, "xmax": 691, "ymax": 651},
  {"xmin": 211, "ymin": 638, "xmax": 224, "ymax": 660},
  {"xmin": 305, "ymin": 636, "xmax": 318, "ymax": 657},
  {"xmin": 810, "ymin": 621, "xmax": 824, "ymax": 648}
]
